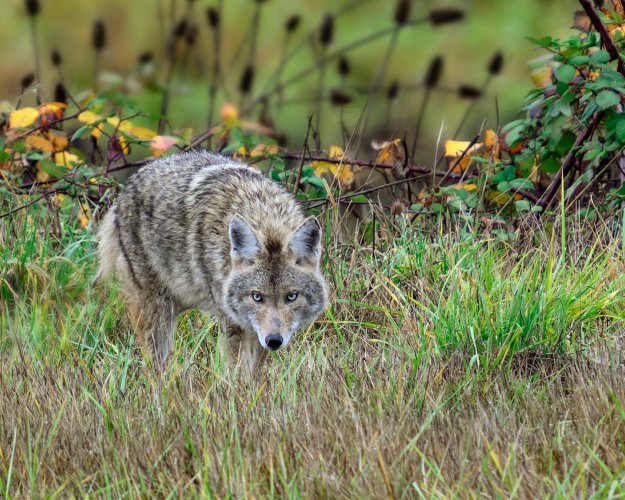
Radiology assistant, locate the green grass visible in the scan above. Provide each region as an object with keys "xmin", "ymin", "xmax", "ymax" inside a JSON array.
[{"xmin": 2, "ymin": 205, "xmax": 625, "ymax": 497}]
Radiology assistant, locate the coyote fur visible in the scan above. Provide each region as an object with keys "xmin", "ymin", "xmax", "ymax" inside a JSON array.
[{"xmin": 96, "ymin": 151, "xmax": 328, "ymax": 372}]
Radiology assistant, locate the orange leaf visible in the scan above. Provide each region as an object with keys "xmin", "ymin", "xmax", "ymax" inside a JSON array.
[
  {"xmin": 373, "ymin": 138, "xmax": 404, "ymax": 164},
  {"xmin": 150, "ymin": 135, "xmax": 178, "ymax": 157},
  {"xmin": 25, "ymin": 135, "xmax": 54, "ymax": 153},
  {"xmin": 39, "ymin": 102, "xmax": 66, "ymax": 127},
  {"xmin": 220, "ymin": 103, "xmax": 239, "ymax": 127},
  {"xmin": 47, "ymin": 131, "xmax": 69, "ymax": 152}
]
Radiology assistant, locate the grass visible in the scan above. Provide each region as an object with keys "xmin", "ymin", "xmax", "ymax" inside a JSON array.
[{"xmin": 1, "ymin": 204, "xmax": 625, "ymax": 497}]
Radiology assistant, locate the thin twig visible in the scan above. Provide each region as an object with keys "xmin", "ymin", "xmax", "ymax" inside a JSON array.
[
  {"xmin": 0, "ymin": 188, "xmax": 64, "ymax": 219},
  {"xmin": 293, "ymin": 115, "xmax": 314, "ymax": 195}
]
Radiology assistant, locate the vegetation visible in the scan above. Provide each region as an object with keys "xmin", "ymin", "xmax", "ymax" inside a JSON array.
[
  {"xmin": 2, "ymin": 205, "xmax": 625, "ymax": 496},
  {"xmin": 2, "ymin": 0, "xmax": 625, "ymax": 496}
]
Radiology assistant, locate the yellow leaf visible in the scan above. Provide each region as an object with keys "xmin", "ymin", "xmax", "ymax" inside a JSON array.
[
  {"xmin": 53, "ymin": 194, "xmax": 65, "ymax": 208},
  {"xmin": 311, "ymin": 161, "xmax": 332, "ymax": 177},
  {"xmin": 150, "ymin": 135, "xmax": 178, "ymax": 157},
  {"xmin": 250, "ymin": 143, "xmax": 279, "ymax": 159},
  {"xmin": 25, "ymin": 135, "xmax": 54, "ymax": 153},
  {"xmin": 9, "ymin": 107, "xmax": 39, "ymax": 129},
  {"xmin": 77, "ymin": 110, "xmax": 103, "ymax": 125},
  {"xmin": 78, "ymin": 201, "xmax": 91, "ymax": 228},
  {"xmin": 130, "ymin": 126, "xmax": 157, "ymax": 140},
  {"xmin": 444, "ymin": 140, "xmax": 482, "ymax": 173},
  {"xmin": 484, "ymin": 130, "xmax": 497, "ymax": 150},
  {"xmin": 531, "ymin": 67, "xmax": 552, "ymax": 87},
  {"xmin": 233, "ymin": 146, "xmax": 247, "ymax": 160},
  {"xmin": 329, "ymin": 145, "xmax": 347, "ymax": 160},
  {"xmin": 449, "ymin": 182, "xmax": 477, "ymax": 191},
  {"xmin": 106, "ymin": 116, "xmax": 133, "ymax": 134},
  {"xmin": 36, "ymin": 168, "xmax": 50, "ymax": 182},
  {"xmin": 486, "ymin": 190, "xmax": 511, "ymax": 206},
  {"xmin": 54, "ymin": 152, "xmax": 80, "ymax": 168}
]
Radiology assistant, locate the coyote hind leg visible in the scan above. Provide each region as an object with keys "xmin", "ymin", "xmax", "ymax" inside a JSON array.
[{"xmin": 126, "ymin": 292, "xmax": 178, "ymax": 371}]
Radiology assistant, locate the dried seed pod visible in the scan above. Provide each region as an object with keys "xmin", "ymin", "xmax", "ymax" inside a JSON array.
[
  {"xmin": 330, "ymin": 90, "xmax": 352, "ymax": 106},
  {"xmin": 93, "ymin": 19, "xmax": 106, "ymax": 51},
  {"xmin": 338, "ymin": 56, "xmax": 350, "ymax": 76},
  {"xmin": 387, "ymin": 80, "xmax": 400, "ymax": 100},
  {"xmin": 138, "ymin": 51, "xmax": 153, "ymax": 64},
  {"xmin": 394, "ymin": 0, "xmax": 411, "ymax": 25},
  {"xmin": 488, "ymin": 51, "xmax": 504, "ymax": 75},
  {"xmin": 173, "ymin": 19, "xmax": 188, "ymax": 38},
  {"xmin": 25, "ymin": 0, "xmax": 39, "ymax": 17},
  {"xmin": 429, "ymin": 8, "xmax": 464, "ymax": 25},
  {"xmin": 458, "ymin": 85, "xmax": 482, "ymax": 99},
  {"xmin": 319, "ymin": 14, "xmax": 334, "ymax": 46},
  {"xmin": 20, "ymin": 73, "xmax": 35, "ymax": 89},
  {"xmin": 54, "ymin": 82, "xmax": 67, "ymax": 103},
  {"xmin": 425, "ymin": 56, "xmax": 443, "ymax": 88},
  {"xmin": 185, "ymin": 24, "xmax": 198, "ymax": 46},
  {"xmin": 239, "ymin": 64, "xmax": 255, "ymax": 94},
  {"xmin": 391, "ymin": 200, "xmax": 406, "ymax": 216},
  {"xmin": 285, "ymin": 14, "xmax": 301, "ymax": 33},
  {"xmin": 51, "ymin": 50, "xmax": 62, "ymax": 67},
  {"xmin": 206, "ymin": 7, "xmax": 219, "ymax": 28}
]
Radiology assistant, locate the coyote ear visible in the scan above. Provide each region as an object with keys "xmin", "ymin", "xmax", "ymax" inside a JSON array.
[
  {"xmin": 229, "ymin": 216, "xmax": 260, "ymax": 261},
  {"xmin": 289, "ymin": 217, "xmax": 322, "ymax": 262}
]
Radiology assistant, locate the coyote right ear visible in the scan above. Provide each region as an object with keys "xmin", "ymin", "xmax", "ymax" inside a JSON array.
[{"xmin": 229, "ymin": 216, "xmax": 260, "ymax": 262}]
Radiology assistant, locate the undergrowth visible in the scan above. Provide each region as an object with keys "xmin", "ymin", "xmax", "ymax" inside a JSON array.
[{"xmin": 1, "ymin": 206, "xmax": 625, "ymax": 497}]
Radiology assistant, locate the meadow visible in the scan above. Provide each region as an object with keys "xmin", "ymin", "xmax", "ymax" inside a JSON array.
[
  {"xmin": 2, "ymin": 205, "xmax": 625, "ymax": 497},
  {"xmin": 3, "ymin": 0, "xmax": 625, "ymax": 496}
]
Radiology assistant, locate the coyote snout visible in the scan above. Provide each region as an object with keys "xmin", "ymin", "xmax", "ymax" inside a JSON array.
[{"xmin": 96, "ymin": 151, "xmax": 328, "ymax": 374}]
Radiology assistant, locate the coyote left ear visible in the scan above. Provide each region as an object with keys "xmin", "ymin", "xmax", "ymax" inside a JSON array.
[{"xmin": 289, "ymin": 217, "xmax": 322, "ymax": 262}]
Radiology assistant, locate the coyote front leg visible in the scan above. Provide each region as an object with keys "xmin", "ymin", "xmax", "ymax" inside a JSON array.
[{"xmin": 220, "ymin": 322, "xmax": 267, "ymax": 373}]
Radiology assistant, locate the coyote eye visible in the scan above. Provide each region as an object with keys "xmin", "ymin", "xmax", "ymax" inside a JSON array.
[
  {"xmin": 285, "ymin": 292, "xmax": 298, "ymax": 303},
  {"xmin": 251, "ymin": 291, "xmax": 263, "ymax": 302}
]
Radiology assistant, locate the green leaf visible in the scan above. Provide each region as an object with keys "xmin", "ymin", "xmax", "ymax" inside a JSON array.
[
  {"xmin": 568, "ymin": 55, "xmax": 589, "ymax": 65},
  {"xmin": 555, "ymin": 64, "xmax": 576, "ymax": 83},
  {"xmin": 596, "ymin": 90, "xmax": 620, "ymax": 110},
  {"xmin": 497, "ymin": 181, "xmax": 511, "ymax": 192},
  {"xmin": 510, "ymin": 178, "xmax": 534, "ymax": 190},
  {"xmin": 514, "ymin": 200, "xmax": 531, "ymax": 212},
  {"xmin": 71, "ymin": 125, "xmax": 93, "ymax": 141},
  {"xmin": 39, "ymin": 160, "xmax": 68, "ymax": 178},
  {"xmin": 541, "ymin": 156, "xmax": 560, "ymax": 174},
  {"xmin": 306, "ymin": 176, "xmax": 325, "ymax": 189},
  {"xmin": 591, "ymin": 49, "xmax": 610, "ymax": 64},
  {"xmin": 348, "ymin": 194, "xmax": 369, "ymax": 203}
]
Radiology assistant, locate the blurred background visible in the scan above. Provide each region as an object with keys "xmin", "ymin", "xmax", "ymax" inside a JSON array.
[{"xmin": 1, "ymin": 0, "xmax": 578, "ymax": 163}]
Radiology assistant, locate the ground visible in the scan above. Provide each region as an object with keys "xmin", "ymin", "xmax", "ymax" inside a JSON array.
[{"xmin": 1, "ymin": 206, "xmax": 625, "ymax": 497}]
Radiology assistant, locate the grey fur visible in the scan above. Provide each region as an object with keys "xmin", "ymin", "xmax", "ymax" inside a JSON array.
[{"xmin": 97, "ymin": 151, "xmax": 328, "ymax": 372}]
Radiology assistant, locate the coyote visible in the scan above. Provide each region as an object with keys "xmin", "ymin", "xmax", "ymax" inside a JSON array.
[{"xmin": 96, "ymin": 151, "xmax": 328, "ymax": 372}]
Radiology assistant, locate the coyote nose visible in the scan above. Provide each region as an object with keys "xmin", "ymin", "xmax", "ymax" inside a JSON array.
[{"xmin": 265, "ymin": 334, "xmax": 283, "ymax": 350}]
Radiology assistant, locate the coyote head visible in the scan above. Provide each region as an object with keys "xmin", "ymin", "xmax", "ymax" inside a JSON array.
[{"xmin": 223, "ymin": 216, "xmax": 328, "ymax": 351}]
